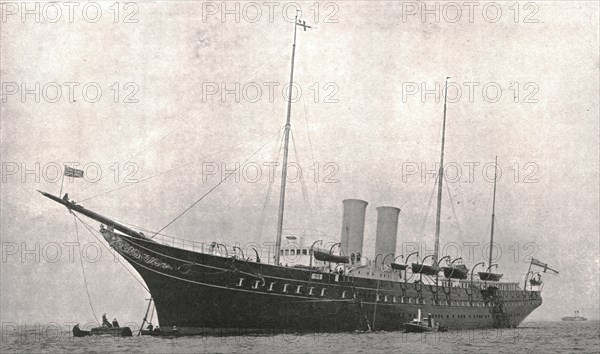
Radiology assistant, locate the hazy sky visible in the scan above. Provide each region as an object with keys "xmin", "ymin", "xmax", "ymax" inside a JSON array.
[{"xmin": 1, "ymin": 1, "xmax": 598, "ymax": 325}]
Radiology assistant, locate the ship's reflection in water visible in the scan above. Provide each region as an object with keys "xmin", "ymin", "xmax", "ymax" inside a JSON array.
[{"xmin": 1, "ymin": 321, "xmax": 598, "ymax": 354}]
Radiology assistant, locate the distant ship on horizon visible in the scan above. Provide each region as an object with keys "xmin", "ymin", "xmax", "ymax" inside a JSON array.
[{"xmin": 561, "ymin": 310, "xmax": 587, "ymax": 321}]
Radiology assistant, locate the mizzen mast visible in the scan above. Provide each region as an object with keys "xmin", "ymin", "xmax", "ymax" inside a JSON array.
[
  {"xmin": 274, "ymin": 14, "xmax": 311, "ymax": 265},
  {"xmin": 488, "ymin": 155, "xmax": 498, "ymax": 268},
  {"xmin": 433, "ymin": 77, "xmax": 450, "ymax": 264}
]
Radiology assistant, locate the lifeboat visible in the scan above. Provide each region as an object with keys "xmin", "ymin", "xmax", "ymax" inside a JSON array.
[
  {"xmin": 391, "ymin": 262, "xmax": 408, "ymax": 271},
  {"xmin": 442, "ymin": 264, "xmax": 468, "ymax": 279},
  {"xmin": 403, "ymin": 309, "xmax": 447, "ymax": 333},
  {"xmin": 313, "ymin": 249, "xmax": 349, "ymax": 264},
  {"xmin": 411, "ymin": 263, "xmax": 440, "ymax": 276},
  {"xmin": 478, "ymin": 272, "xmax": 503, "ymax": 281}
]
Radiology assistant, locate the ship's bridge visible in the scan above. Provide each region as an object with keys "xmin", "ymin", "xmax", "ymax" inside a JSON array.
[{"xmin": 279, "ymin": 235, "xmax": 341, "ymax": 268}]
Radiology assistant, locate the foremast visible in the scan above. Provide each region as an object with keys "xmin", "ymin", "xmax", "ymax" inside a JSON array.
[
  {"xmin": 274, "ymin": 14, "xmax": 311, "ymax": 265},
  {"xmin": 433, "ymin": 77, "xmax": 450, "ymax": 264}
]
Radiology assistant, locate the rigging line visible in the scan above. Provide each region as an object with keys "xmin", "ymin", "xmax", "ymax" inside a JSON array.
[
  {"xmin": 444, "ymin": 177, "xmax": 464, "ymax": 238},
  {"xmin": 74, "ymin": 213, "xmax": 150, "ymax": 293},
  {"xmin": 76, "ymin": 128, "xmax": 282, "ymax": 203},
  {"xmin": 241, "ymin": 44, "xmax": 293, "ymax": 82},
  {"xmin": 290, "ymin": 131, "xmax": 309, "ymax": 205},
  {"xmin": 291, "ymin": 130, "xmax": 315, "ymax": 231},
  {"xmin": 151, "ymin": 126, "xmax": 285, "ymax": 238},
  {"xmin": 297, "ymin": 70, "xmax": 317, "ymax": 163},
  {"xmin": 256, "ymin": 130, "xmax": 284, "ymax": 240},
  {"xmin": 483, "ymin": 176, "xmax": 493, "ymax": 214},
  {"xmin": 479, "ymin": 185, "xmax": 493, "ymax": 239},
  {"xmin": 72, "ymin": 214, "xmax": 100, "ymax": 324},
  {"xmin": 417, "ymin": 173, "xmax": 440, "ymax": 238},
  {"xmin": 71, "ymin": 44, "xmax": 293, "ymax": 199},
  {"xmin": 482, "ymin": 202, "xmax": 493, "ymax": 242},
  {"xmin": 148, "ymin": 302, "xmax": 155, "ymax": 324},
  {"xmin": 398, "ymin": 160, "xmax": 452, "ymax": 211},
  {"xmin": 454, "ymin": 175, "xmax": 469, "ymax": 214},
  {"xmin": 494, "ymin": 216, "xmax": 506, "ymax": 241},
  {"xmin": 298, "ymin": 70, "xmax": 322, "ymax": 224},
  {"xmin": 483, "ymin": 218, "xmax": 492, "ymax": 243}
]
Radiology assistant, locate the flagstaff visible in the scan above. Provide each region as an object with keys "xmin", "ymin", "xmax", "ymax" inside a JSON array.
[{"xmin": 60, "ymin": 165, "xmax": 85, "ymax": 198}]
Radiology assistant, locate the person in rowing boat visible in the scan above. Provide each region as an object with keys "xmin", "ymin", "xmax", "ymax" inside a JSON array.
[
  {"xmin": 112, "ymin": 318, "xmax": 120, "ymax": 327},
  {"xmin": 102, "ymin": 313, "xmax": 112, "ymax": 328}
]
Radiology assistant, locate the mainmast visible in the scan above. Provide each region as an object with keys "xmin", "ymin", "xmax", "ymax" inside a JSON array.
[
  {"xmin": 488, "ymin": 155, "xmax": 498, "ymax": 268},
  {"xmin": 274, "ymin": 14, "xmax": 310, "ymax": 265},
  {"xmin": 433, "ymin": 77, "xmax": 450, "ymax": 264}
]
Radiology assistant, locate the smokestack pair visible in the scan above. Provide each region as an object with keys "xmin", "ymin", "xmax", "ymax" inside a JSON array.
[{"xmin": 340, "ymin": 199, "xmax": 400, "ymax": 266}]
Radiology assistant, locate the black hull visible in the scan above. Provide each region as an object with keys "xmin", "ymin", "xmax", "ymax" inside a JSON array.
[{"xmin": 104, "ymin": 231, "xmax": 542, "ymax": 332}]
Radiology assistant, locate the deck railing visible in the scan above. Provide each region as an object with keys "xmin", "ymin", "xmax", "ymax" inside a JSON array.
[
  {"xmin": 152, "ymin": 234, "xmax": 274, "ymax": 264},
  {"xmin": 150, "ymin": 235, "xmax": 525, "ymax": 290}
]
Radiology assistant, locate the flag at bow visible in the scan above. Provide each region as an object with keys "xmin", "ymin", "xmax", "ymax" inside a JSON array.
[
  {"xmin": 64, "ymin": 166, "xmax": 84, "ymax": 178},
  {"xmin": 531, "ymin": 258, "xmax": 559, "ymax": 275}
]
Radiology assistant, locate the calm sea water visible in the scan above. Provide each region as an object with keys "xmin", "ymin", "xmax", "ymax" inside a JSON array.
[{"xmin": 2, "ymin": 321, "xmax": 598, "ymax": 353}]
